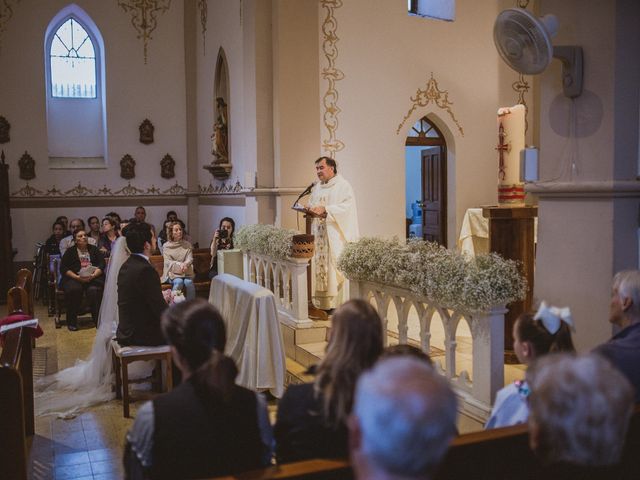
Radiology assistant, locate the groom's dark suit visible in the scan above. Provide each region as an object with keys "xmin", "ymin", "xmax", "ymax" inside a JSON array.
[{"xmin": 116, "ymin": 254, "xmax": 168, "ymax": 346}]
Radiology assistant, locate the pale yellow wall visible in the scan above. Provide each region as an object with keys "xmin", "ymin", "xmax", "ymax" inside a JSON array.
[
  {"xmin": 0, "ymin": 0, "xmax": 187, "ymax": 193},
  {"xmin": 320, "ymin": 0, "xmax": 532, "ymax": 243},
  {"xmin": 533, "ymin": 0, "xmax": 640, "ymax": 350}
]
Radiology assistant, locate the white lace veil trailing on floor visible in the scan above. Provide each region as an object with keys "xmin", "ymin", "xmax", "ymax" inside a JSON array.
[{"xmin": 35, "ymin": 237, "xmax": 130, "ymax": 418}]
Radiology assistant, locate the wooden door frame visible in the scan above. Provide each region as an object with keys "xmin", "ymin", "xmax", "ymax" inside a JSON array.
[{"xmin": 406, "ymin": 117, "xmax": 447, "ymax": 246}]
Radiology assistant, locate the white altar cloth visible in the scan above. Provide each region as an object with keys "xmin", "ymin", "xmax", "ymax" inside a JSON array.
[
  {"xmin": 458, "ymin": 208, "xmax": 489, "ymax": 256},
  {"xmin": 457, "ymin": 207, "xmax": 538, "ymax": 257},
  {"xmin": 209, "ymin": 273, "xmax": 286, "ymax": 398}
]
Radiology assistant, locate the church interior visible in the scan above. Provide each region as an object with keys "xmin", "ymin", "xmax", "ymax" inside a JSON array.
[{"xmin": 0, "ymin": 0, "xmax": 639, "ymax": 479}]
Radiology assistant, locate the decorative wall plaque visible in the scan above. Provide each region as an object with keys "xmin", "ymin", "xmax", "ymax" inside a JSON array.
[
  {"xmin": 160, "ymin": 153, "xmax": 175, "ymax": 179},
  {"xmin": 0, "ymin": 116, "xmax": 10, "ymax": 143},
  {"xmin": 117, "ymin": 0, "xmax": 172, "ymax": 64},
  {"xmin": 139, "ymin": 118, "xmax": 154, "ymax": 144},
  {"xmin": 18, "ymin": 151, "xmax": 35, "ymax": 180},
  {"xmin": 120, "ymin": 154, "xmax": 136, "ymax": 179}
]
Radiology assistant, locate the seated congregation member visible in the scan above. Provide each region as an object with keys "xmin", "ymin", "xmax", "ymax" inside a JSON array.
[
  {"xmin": 55, "ymin": 215, "xmax": 70, "ymax": 236},
  {"xmin": 349, "ymin": 357, "xmax": 458, "ymax": 480},
  {"xmin": 87, "ymin": 215, "xmax": 101, "ymax": 243},
  {"xmin": 44, "ymin": 220, "xmax": 65, "ymax": 255},
  {"xmin": 124, "ymin": 299, "xmax": 272, "ymax": 480},
  {"xmin": 527, "ymin": 353, "xmax": 634, "ymax": 476},
  {"xmin": 156, "ymin": 219, "xmax": 172, "ymax": 253},
  {"xmin": 60, "ymin": 229, "xmax": 105, "ymax": 331},
  {"xmin": 97, "ymin": 216, "xmax": 119, "ymax": 257},
  {"xmin": 485, "ymin": 305, "xmax": 575, "ymax": 429},
  {"xmin": 593, "ymin": 270, "xmax": 640, "ymax": 401},
  {"xmin": 209, "ymin": 216, "xmax": 235, "ymax": 278},
  {"xmin": 116, "ymin": 222, "xmax": 168, "ymax": 346},
  {"xmin": 161, "ymin": 221, "xmax": 195, "ymax": 300},
  {"xmin": 59, "ymin": 218, "xmax": 97, "ymax": 256},
  {"xmin": 274, "ymin": 299, "xmax": 383, "ymax": 463}
]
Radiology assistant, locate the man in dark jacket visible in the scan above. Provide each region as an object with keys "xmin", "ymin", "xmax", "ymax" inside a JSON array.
[
  {"xmin": 593, "ymin": 270, "xmax": 640, "ymax": 402},
  {"xmin": 116, "ymin": 222, "xmax": 167, "ymax": 346}
]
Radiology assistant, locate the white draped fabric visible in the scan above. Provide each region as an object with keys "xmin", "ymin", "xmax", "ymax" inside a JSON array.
[
  {"xmin": 209, "ymin": 274, "xmax": 286, "ymax": 398},
  {"xmin": 308, "ymin": 173, "xmax": 359, "ymax": 309}
]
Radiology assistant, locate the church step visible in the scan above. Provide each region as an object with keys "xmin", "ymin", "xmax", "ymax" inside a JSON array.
[
  {"xmin": 293, "ymin": 341, "xmax": 326, "ymax": 368},
  {"xmin": 284, "ymin": 357, "xmax": 315, "ymax": 386},
  {"xmin": 280, "ymin": 320, "xmax": 329, "ymax": 360}
]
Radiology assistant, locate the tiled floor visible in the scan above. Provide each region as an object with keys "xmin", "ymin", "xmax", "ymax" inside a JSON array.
[{"xmin": 29, "ymin": 305, "xmax": 133, "ymax": 480}]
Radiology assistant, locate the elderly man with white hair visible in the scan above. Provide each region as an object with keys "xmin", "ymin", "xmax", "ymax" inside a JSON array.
[
  {"xmin": 348, "ymin": 357, "xmax": 457, "ymax": 480},
  {"xmin": 527, "ymin": 353, "xmax": 634, "ymax": 471},
  {"xmin": 593, "ymin": 270, "xmax": 640, "ymax": 401}
]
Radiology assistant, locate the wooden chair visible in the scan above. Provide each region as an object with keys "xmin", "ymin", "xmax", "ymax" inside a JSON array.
[
  {"xmin": 50, "ymin": 256, "xmax": 108, "ymax": 328},
  {"xmin": 111, "ymin": 339, "xmax": 173, "ymax": 418}
]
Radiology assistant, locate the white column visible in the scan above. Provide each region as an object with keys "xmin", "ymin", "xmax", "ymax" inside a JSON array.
[{"xmin": 471, "ymin": 306, "xmax": 506, "ymax": 405}]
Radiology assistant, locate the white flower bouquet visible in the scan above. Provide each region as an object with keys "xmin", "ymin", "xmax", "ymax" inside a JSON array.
[
  {"xmin": 234, "ymin": 224, "xmax": 298, "ymax": 260},
  {"xmin": 338, "ymin": 237, "xmax": 527, "ymax": 313}
]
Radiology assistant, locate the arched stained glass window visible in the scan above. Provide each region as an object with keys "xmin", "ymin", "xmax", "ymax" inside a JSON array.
[{"xmin": 50, "ymin": 18, "xmax": 96, "ymax": 98}]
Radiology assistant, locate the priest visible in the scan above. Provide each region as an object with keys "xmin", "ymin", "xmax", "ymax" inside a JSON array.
[{"xmin": 307, "ymin": 156, "xmax": 359, "ymax": 310}]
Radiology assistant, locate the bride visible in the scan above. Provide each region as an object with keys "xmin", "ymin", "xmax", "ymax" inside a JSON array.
[{"xmin": 36, "ymin": 236, "xmax": 131, "ymax": 417}]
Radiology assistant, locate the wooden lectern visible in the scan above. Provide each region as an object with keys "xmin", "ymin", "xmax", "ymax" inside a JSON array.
[
  {"xmin": 482, "ymin": 205, "xmax": 537, "ymax": 363},
  {"xmin": 293, "ymin": 203, "xmax": 328, "ymax": 321}
]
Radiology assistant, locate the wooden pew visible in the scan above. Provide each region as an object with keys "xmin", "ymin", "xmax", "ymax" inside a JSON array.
[
  {"xmin": 14, "ymin": 268, "xmax": 34, "ymax": 316},
  {"xmin": 150, "ymin": 249, "xmax": 213, "ymax": 299},
  {"xmin": 208, "ymin": 406, "xmax": 640, "ymax": 480},
  {"xmin": 0, "ymin": 325, "xmax": 34, "ymax": 480}
]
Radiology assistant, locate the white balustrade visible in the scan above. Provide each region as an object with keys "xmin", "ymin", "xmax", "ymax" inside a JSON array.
[
  {"xmin": 350, "ymin": 280, "xmax": 505, "ymax": 420},
  {"xmin": 243, "ymin": 251, "xmax": 313, "ymax": 327}
]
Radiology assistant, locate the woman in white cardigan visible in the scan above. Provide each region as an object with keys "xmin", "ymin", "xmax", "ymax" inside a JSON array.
[{"xmin": 161, "ymin": 222, "xmax": 195, "ymax": 300}]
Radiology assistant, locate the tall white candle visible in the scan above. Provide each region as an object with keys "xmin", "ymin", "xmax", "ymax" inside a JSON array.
[{"xmin": 497, "ymin": 104, "xmax": 525, "ymax": 185}]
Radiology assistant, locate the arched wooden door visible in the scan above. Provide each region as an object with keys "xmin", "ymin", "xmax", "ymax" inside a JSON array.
[{"xmin": 406, "ymin": 117, "xmax": 447, "ymax": 246}]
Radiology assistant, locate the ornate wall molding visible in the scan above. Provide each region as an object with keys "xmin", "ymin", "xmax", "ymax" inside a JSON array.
[
  {"xmin": 10, "ymin": 180, "xmax": 251, "ymax": 199},
  {"xmin": 198, "ymin": 0, "xmax": 207, "ymax": 53},
  {"xmin": 199, "ymin": 180, "xmax": 245, "ymax": 195},
  {"xmin": 397, "ymin": 73, "xmax": 464, "ymax": 137},
  {"xmin": 320, "ymin": 0, "xmax": 345, "ymax": 158},
  {"xmin": 117, "ymin": 0, "xmax": 172, "ymax": 64},
  {"xmin": 10, "ymin": 181, "xmax": 187, "ymax": 198},
  {"xmin": 0, "ymin": 0, "xmax": 18, "ymax": 53},
  {"xmin": 512, "ymin": 74, "xmax": 530, "ymax": 133}
]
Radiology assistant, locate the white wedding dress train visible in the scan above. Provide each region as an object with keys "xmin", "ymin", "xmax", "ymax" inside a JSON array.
[{"xmin": 36, "ymin": 237, "xmax": 130, "ymax": 418}]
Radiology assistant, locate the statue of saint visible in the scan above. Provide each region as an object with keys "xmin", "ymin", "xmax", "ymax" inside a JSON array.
[{"xmin": 211, "ymin": 97, "xmax": 229, "ymax": 164}]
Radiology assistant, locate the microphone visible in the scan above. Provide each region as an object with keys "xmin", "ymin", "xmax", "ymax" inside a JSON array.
[{"xmin": 292, "ymin": 181, "xmax": 316, "ymax": 210}]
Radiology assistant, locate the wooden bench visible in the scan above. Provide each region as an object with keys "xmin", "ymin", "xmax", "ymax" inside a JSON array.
[
  {"xmin": 0, "ymin": 286, "xmax": 36, "ymax": 480},
  {"xmin": 208, "ymin": 406, "xmax": 640, "ymax": 480},
  {"xmin": 111, "ymin": 339, "xmax": 173, "ymax": 418},
  {"xmin": 150, "ymin": 248, "xmax": 213, "ymax": 299}
]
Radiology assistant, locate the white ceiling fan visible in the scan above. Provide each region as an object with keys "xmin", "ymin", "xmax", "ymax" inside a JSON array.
[{"xmin": 494, "ymin": 8, "xmax": 583, "ymax": 98}]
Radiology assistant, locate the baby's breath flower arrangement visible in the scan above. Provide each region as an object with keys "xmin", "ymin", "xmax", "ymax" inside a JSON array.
[
  {"xmin": 235, "ymin": 224, "xmax": 297, "ymax": 260},
  {"xmin": 338, "ymin": 237, "xmax": 527, "ymax": 313}
]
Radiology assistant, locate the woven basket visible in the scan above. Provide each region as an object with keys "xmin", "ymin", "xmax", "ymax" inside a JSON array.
[{"xmin": 291, "ymin": 234, "xmax": 315, "ymax": 258}]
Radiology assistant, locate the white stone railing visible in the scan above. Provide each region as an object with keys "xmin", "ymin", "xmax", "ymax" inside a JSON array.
[
  {"xmin": 243, "ymin": 251, "xmax": 313, "ymax": 327},
  {"xmin": 350, "ymin": 280, "xmax": 505, "ymax": 420}
]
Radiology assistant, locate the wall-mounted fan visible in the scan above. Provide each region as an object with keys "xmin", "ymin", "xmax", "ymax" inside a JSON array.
[{"xmin": 494, "ymin": 8, "xmax": 583, "ymax": 98}]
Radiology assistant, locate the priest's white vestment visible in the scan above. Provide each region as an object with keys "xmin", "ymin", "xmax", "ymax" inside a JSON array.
[{"xmin": 308, "ymin": 174, "xmax": 359, "ymax": 309}]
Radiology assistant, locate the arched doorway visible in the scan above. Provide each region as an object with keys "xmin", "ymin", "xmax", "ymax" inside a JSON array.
[{"xmin": 405, "ymin": 116, "xmax": 447, "ymax": 246}]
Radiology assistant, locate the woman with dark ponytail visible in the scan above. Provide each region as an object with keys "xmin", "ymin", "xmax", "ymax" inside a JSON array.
[
  {"xmin": 124, "ymin": 299, "xmax": 273, "ymax": 479},
  {"xmin": 485, "ymin": 303, "xmax": 576, "ymax": 429}
]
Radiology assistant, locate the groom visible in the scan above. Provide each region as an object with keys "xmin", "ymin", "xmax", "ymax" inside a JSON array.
[{"xmin": 116, "ymin": 222, "xmax": 168, "ymax": 346}]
